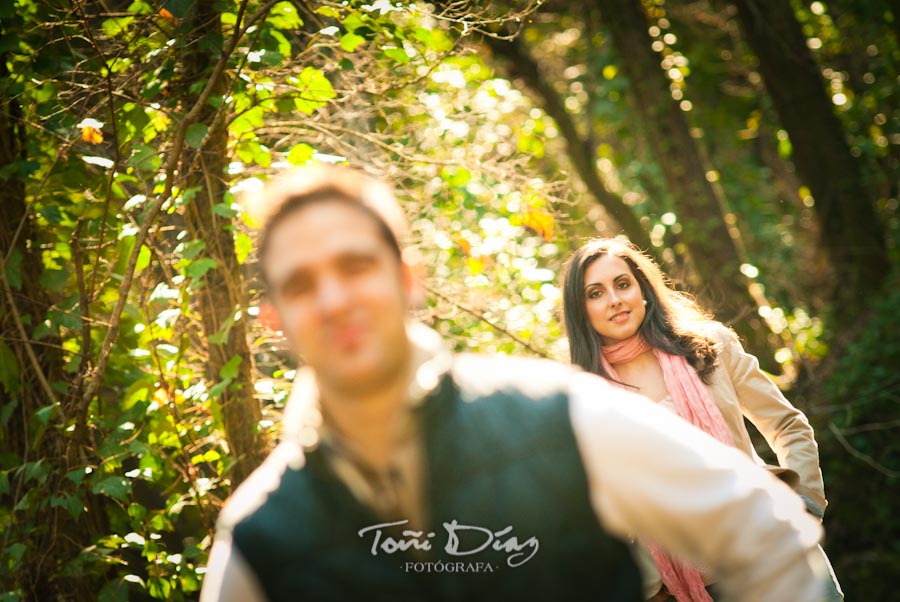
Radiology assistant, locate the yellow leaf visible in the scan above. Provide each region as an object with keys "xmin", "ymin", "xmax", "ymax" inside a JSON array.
[
  {"xmin": 453, "ymin": 234, "xmax": 471, "ymax": 256},
  {"xmin": 159, "ymin": 8, "xmax": 177, "ymax": 24},
  {"xmin": 522, "ymin": 209, "xmax": 554, "ymax": 241},
  {"xmin": 466, "ymin": 257, "xmax": 484, "ymax": 275},
  {"xmin": 81, "ymin": 125, "xmax": 104, "ymax": 144}
]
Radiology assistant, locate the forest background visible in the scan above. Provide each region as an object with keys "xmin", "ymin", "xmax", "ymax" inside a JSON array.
[{"xmin": 1, "ymin": 0, "xmax": 898, "ymax": 599}]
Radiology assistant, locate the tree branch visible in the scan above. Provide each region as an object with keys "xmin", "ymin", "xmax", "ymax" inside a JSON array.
[
  {"xmin": 483, "ymin": 34, "xmax": 654, "ymax": 251},
  {"xmin": 0, "ymin": 247, "xmax": 61, "ymax": 414},
  {"xmin": 424, "ymin": 282, "xmax": 551, "ymax": 359},
  {"xmin": 828, "ymin": 422, "xmax": 900, "ymax": 478},
  {"xmin": 81, "ymin": 0, "xmax": 263, "ymax": 407}
]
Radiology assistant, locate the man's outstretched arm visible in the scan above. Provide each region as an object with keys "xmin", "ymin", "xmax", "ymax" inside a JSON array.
[
  {"xmin": 200, "ymin": 536, "xmax": 267, "ymax": 602},
  {"xmin": 569, "ymin": 371, "xmax": 826, "ymax": 602}
]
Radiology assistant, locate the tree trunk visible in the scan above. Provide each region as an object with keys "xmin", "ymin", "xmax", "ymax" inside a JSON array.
[
  {"xmin": 0, "ymin": 46, "xmax": 106, "ymax": 601},
  {"xmin": 593, "ymin": 0, "xmax": 774, "ymax": 363},
  {"xmin": 180, "ymin": 0, "xmax": 266, "ymax": 486},
  {"xmin": 484, "ymin": 35, "xmax": 656, "ymax": 253},
  {"xmin": 731, "ymin": 0, "xmax": 889, "ymax": 316}
]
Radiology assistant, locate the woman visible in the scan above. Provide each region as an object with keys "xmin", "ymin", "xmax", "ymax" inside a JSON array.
[{"xmin": 560, "ymin": 237, "xmax": 841, "ymax": 602}]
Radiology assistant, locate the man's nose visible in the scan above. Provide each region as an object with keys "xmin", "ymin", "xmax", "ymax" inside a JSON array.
[{"xmin": 315, "ymin": 275, "xmax": 351, "ymax": 314}]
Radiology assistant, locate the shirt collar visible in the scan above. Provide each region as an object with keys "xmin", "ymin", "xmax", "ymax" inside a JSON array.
[{"xmin": 280, "ymin": 322, "xmax": 452, "ymax": 449}]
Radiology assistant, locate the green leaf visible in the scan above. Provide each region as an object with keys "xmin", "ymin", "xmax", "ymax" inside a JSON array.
[
  {"xmin": 251, "ymin": 144, "xmax": 271, "ymax": 168},
  {"xmin": 185, "ymin": 257, "xmax": 218, "ymax": 279},
  {"xmin": 181, "ymin": 186, "xmax": 200, "ymax": 206},
  {"xmin": 777, "ymin": 132, "xmax": 793, "ymax": 159},
  {"xmin": 148, "ymin": 578, "xmax": 171, "ymax": 600},
  {"xmin": 102, "ymin": 16, "xmax": 133, "ymax": 37},
  {"xmin": 209, "ymin": 378, "xmax": 232, "ymax": 399},
  {"xmin": 209, "ymin": 309, "xmax": 240, "ymax": 345},
  {"xmin": 230, "ymin": 106, "xmax": 265, "ymax": 137},
  {"xmin": 383, "ymin": 47, "xmax": 410, "ymax": 64},
  {"xmin": 258, "ymin": 50, "xmax": 286, "ymax": 69},
  {"xmin": 14, "ymin": 489, "xmax": 32, "ymax": 511},
  {"xmin": 134, "ymin": 244, "xmax": 152, "ymax": 272},
  {"xmin": 34, "ymin": 404, "xmax": 58, "ymax": 425},
  {"xmin": 412, "ymin": 27, "xmax": 433, "ymax": 47},
  {"xmin": 448, "ymin": 167, "xmax": 471, "ymax": 188},
  {"xmin": 5, "ymin": 248, "xmax": 23, "ymax": 290},
  {"xmin": 127, "ymin": 502, "xmax": 147, "ymax": 522},
  {"xmin": 315, "ymin": 5, "xmax": 341, "ymax": 18},
  {"xmin": 208, "ymin": 379, "xmax": 231, "ymax": 398},
  {"xmin": 185, "ymin": 123, "xmax": 209, "ymax": 149},
  {"xmin": 340, "ymin": 32, "xmax": 366, "ymax": 52},
  {"xmin": 150, "ymin": 514, "xmax": 167, "ymax": 531},
  {"xmin": 268, "ymin": 1, "xmax": 303, "ymax": 29},
  {"xmin": 51, "ymin": 492, "xmax": 84, "ymax": 520},
  {"xmin": 286, "ymin": 143, "xmax": 314, "ymax": 166},
  {"xmin": 234, "ymin": 232, "xmax": 252, "ymax": 265},
  {"xmin": 39, "ymin": 268, "xmax": 68, "ymax": 291},
  {"xmin": 22, "ymin": 459, "xmax": 49, "ymax": 484},
  {"xmin": 212, "ymin": 202, "xmax": 238, "ymax": 219},
  {"xmin": 179, "ymin": 240, "xmax": 206, "ymax": 260},
  {"xmin": 219, "ymin": 355, "xmax": 243, "ymax": 380},
  {"xmin": 0, "ymin": 397, "xmax": 17, "ymax": 427},
  {"xmin": 98, "ymin": 577, "xmax": 130, "ymax": 602},
  {"xmin": 293, "ymin": 67, "xmax": 336, "ymax": 114},
  {"xmin": 235, "ymin": 140, "xmax": 257, "ymax": 165},
  {"xmin": 92, "ymin": 476, "xmax": 132, "ymax": 502},
  {"xmin": 129, "ymin": 144, "xmax": 160, "ymax": 171},
  {"xmin": 40, "ymin": 204, "xmax": 65, "ymax": 224},
  {"xmin": 0, "ymin": 340, "xmax": 20, "ymax": 394},
  {"xmin": 127, "ymin": 1, "xmax": 153, "ymax": 15},
  {"xmin": 66, "ymin": 468, "xmax": 86, "ymax": 486},
  {"xmin": 5, "ymin": 542, "xmax": 27, "ymax": 568},
  {"xmin": 267, "ymin": 29, "xmax": 292, "ymax": 59},
  {"xmin": 191, "ymin": 449, "xmax": 222, "ymax": 464},
  {"xmin": 47, "ymin": 310, "xmax": 81, "ymax": 331},
  {"xmin": 517, "ymin": 132, "xmax": 545, "ymax": 158},
  {"xmin": 342, "ymin": 12, "xmax": 364, "ymax": 33}
]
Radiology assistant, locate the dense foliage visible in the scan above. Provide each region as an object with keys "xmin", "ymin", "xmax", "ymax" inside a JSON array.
[{"xmin": 1, "ymin": 0, "xmax": 897, "ymax": 599}]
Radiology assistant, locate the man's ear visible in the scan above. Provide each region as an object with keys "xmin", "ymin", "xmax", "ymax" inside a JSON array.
[
  {"xmin": 258, "ymin": 300, "xmax": 282, "ymax": 332},
  {"xmin": 401, "ymin": 249, "xmax": 426, "ymax": 308}
]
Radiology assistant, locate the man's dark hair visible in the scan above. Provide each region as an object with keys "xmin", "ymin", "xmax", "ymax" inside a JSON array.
[{"xmin": 243, "ymin": 166, "xmax": 411, "ymax": 286}]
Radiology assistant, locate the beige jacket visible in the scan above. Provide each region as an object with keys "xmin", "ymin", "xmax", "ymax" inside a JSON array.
[
  {"xmin": 635, "ymin": 322, "xmax": 827, "ymax": 598},
  {"xmin": 704, "ymin": 323, "xmax": 826, "ymax": 513}
]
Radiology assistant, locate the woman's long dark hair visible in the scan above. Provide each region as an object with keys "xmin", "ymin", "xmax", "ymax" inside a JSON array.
[{"xmin": 561, "ymin": 238, "xmax": 719, "ymax": 383}]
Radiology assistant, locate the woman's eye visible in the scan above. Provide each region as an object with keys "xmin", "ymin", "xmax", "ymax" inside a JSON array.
[
  {"xmin": 588, "ymin": 290, "xmax": 602, "ymax": 299},
  {"xmin": 617, "ymin": 280, "xmax": 630, "ymax": 289}
]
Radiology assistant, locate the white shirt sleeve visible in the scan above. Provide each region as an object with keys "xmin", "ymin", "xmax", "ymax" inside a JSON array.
[
  {"xmin": 199, "ymin": 442, "xmax": 306, "ymax": 602},
  {"xmin": 568, "ymin": 371, "xmax": 826, "ymax": 601},
  {"xmin": 200, "ymin": 536, "xmax": 268, "ymax": 602}
]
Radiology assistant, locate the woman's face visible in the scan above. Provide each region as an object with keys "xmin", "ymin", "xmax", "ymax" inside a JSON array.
[{"xmin": 582, "ymin": 254, "xmax": 646, "ymax": 345}]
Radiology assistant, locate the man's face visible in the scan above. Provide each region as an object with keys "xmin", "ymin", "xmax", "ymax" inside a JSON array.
[{"xmin": 262, "ymin": 200, "xmax": 413, "ymax": 398}]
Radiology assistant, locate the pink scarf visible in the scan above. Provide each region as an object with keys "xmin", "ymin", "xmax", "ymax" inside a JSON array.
[{"xmin": 601, "ymin": 335, "xmax": 734, "ymax": 602}]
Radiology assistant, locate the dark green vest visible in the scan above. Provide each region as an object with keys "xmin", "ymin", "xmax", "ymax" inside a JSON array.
[{"xmin": 232, "ymin": 354, "xmax": 642, "ymax": 601}]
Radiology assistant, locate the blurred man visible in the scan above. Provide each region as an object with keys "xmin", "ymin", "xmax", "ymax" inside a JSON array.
[{"xmin": 200, "ymin": 166, "xmax": 827, "ymax": 602}]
